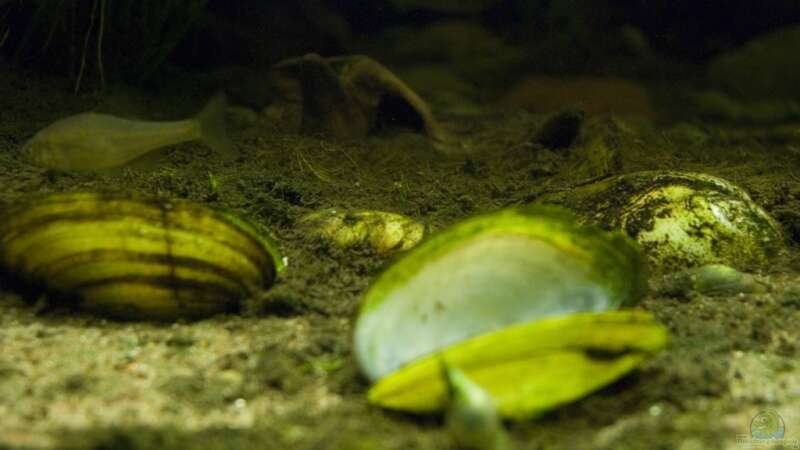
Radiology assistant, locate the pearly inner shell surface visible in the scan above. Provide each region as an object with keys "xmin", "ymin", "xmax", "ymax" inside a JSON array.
[{"xmin": 354, "ymin": 206, "xmax": 645, "ymax": 382}]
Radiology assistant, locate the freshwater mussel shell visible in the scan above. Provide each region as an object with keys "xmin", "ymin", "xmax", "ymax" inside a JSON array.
[
  {"xmin": 299, "ymin": 208, "xmax": 425, "ymax": 254},
  {"xmin": 0, "ymin": 192, "xmax": 283, "ymax": 320},
  {"xmin": 354, "ymin": 205, "xmax": 649, "ymax": 382},
  {"xmin": 536, "ymin": 171, "xmax": 784, "ymax": 272}
]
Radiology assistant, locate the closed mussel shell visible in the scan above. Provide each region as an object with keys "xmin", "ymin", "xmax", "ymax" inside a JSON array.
[
  {"xmin": 300, "ymin": 208, "xmax": 424, "ymax": 254},
  {"xmin": 0, "ymin": 192, "xmax": 283, "ymax": 320},
  {"xmin": 536, "ymin": 171, "xmax": 784, "ymax": 272},
  {"xmin": 354, "ymin": 205, "xmax": 667, "ymax": 418}
]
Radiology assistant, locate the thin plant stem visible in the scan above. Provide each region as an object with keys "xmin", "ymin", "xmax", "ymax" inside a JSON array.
[
  {"xmin": 75, "ymin": 0, "xmax": 99, "ymax": 93},
  {"xmin": 97, "ymin": 0, "xmax": 106, "ymax": 88},
  {"xmin": 40, "ymin": 0, "xmax": 65, "ymax": 55}
]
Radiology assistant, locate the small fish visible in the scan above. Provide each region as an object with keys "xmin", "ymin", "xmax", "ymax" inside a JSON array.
[{"xmin": 21, "ymin": 93, "xmax": 233, "ymax": 171}]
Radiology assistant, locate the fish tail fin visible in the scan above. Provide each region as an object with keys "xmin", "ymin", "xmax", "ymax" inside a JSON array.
[{"xmin": 196, "ymin": 92, "xmax": 235, "ymax": 157}]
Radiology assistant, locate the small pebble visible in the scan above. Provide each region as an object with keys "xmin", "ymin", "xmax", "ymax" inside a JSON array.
[{"xmin": 654, "ymin": 264, "xmax": 765, "ymax": 298}]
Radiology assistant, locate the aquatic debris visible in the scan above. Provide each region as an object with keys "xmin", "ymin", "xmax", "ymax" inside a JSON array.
[
  {"xmin": 300, "ymin": 208, "xmax": 424, "ymax": 254},
  {"xmin": 354, "ymin": 205, "xmax": 667, "ymax": 418},
  {"xmin": 0, "ymin": 192, "xmax": 283, "ymax": 320},
  {"xmin": 653, "ymin": 264, "xmax": 766, "ymax": 298},
  {"xmin": 536, "ymin": 171, "xmax": 784, "ymax": 273},
  {"xmin": 21, "ymin": 93, "xmax": 233, "ymax": 171},
  {"xmin": 272, "ymin": 54, "xmax": 451, "ymax": 151}
]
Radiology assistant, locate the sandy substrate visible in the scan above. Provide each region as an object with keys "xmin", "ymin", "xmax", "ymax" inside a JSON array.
[{"xmin": 1, "ymin": 66, "xmax": 800, "ymax": 450}]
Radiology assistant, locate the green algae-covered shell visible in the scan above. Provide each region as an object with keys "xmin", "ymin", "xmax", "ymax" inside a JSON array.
[
  {"xmin": 368, "ymin": 310, "xmax": 668, "ymax": 420},
  {"xmin": 536, "ymin": 171, "xmax": 784, "ymax": 273},
  {"xmin": 299, "ymin": 208, "xmax": 425, "ymax": 254},
  {"xmin": 0, "ymin": 192, "xmax": 283, "ymax": 320},
  {"xmin": 354, "ymin": 205, "xmax": 649, "ymax": 382}
]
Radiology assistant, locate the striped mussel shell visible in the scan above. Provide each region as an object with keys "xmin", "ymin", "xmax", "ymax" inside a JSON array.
[{"xmin": 0, "ymin": 192, "xmax": 283, "ymax": 320}]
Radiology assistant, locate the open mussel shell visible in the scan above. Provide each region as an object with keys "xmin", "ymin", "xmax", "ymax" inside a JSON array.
[
  {"xmin": 536, "ymin": 171, "xmax": 784, "ymax": 272},
  {"xmin": 368, "ymin": 310, "xmax": 668, "ymax": 420},
  {"xmin": 0, "ymin": 192, "xmax": 283, "ymax": 320},
  {"xmin": 354, "ymin": 205, "xmax": 650, "ymax": 384}
]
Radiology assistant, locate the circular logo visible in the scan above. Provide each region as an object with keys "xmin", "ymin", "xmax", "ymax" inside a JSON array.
[{"xmin": 750, "ymin": 410, "xmax": 785, "ymax": 440}]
